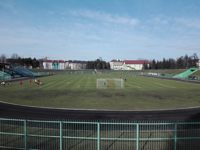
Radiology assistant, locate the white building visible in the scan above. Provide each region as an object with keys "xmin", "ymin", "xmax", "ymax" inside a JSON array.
[
  {"xmin": 69, "ymin": 61, "xmax": 87, "ymax": 70},
  {"xmin": 58, "ymin": 60, "xmax": 65, "ymax": 70},
  {"xmin": 110, "ymin": 60, "xmax": 149, "ymax": 70},
  {"xmin": 197, "ymin": 60, "xmax": 200, "ymax": 68},
  {"xmin": 43, "ymin": 60, "xmax": 65, "ymax": 70},
  {"xmin": 123, "ymin": 60, "xmax": 148, "ymax": 70},
  {"xmin": 43, "ymin": 60, "xmax": 53, "ymax": 69},
  {"xmin": 110, "ymin": 60, "xmax": 124, "ymax": 70},
  {"xmin": 63, "ymin": 61, "xmax": 69, "ymax": 69},
  {"xmin": 42, "ymin": 60, "xmax": 87, "ymax": 70}
]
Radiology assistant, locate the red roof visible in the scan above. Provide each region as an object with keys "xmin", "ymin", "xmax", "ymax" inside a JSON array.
[{"xmin": 124, "ymin": 60, "xmax": 148, "ymax": 64}]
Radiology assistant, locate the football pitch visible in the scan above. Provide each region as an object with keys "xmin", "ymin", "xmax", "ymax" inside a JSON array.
[{"xmin": 0, "ymin": 71, "xmax": 200, "ymax": 110}]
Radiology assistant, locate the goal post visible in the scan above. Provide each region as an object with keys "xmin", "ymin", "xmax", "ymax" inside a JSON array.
[{"xmin": 96, "ymin": 78, "xmax": 124, "ymax": 89}]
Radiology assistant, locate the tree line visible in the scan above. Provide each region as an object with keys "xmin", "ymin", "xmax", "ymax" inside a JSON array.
[
  {"xmin": 0, "ymin": 53, "xmax": 199, "ymax": 70},
  {"xmin": 145, "ymin": 53, "xmax": 199, "ymax": 69},
  {"xmin": 0, "ymin": 54, "xmax": 40, "ymax": 68},
  {"xmin": 86, "ymin": 58, "xmax": 110, "ymax": 69}
]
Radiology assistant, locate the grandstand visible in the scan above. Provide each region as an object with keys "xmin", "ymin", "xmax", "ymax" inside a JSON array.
[
  {"xmin": 0, "ymin": 71, "xmax": 11, "ymax": 81},
  {"xmin": 10, "ymin": 65, "xmax": 34, "ymax": 77},
  {"xmin": 173, "ymin": 68, "xmax": 199, "ymax": 79},
  {"xmin": 0, "ymin": 63, "xmax": 49, "ymax": 81}
]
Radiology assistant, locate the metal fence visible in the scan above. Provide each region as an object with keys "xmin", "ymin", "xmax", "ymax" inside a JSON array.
[{"xmin": 0, "ymin": 118, "xmax": 200, "ymax": 150}]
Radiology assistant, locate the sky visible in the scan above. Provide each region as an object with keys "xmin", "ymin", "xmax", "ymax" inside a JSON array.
[{"xmin": 0, "ymin": 0, "xmax": 200, "ymax": 61}]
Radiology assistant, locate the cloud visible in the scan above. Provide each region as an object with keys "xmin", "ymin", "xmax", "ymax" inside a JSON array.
[
  {"xmin": 0, "ymin": 0, "xmax": 17, "ymax": 14},
  {"xmin": 176, "ymin": 18, "xmax": 200, "ymax": 29},
  {"xmin": 70, "ymin": 9, "xmax": 139, "ymax": 26},
  {"xmin": 151, "ymin": 15, "xmax": 200, "ymax": 30},
  {"xmin": 161, "ymin": 43, "xmax": 200, "ymax": 52},
  {"xmin": 152, "ymin": 15, "xmax": 171, "ymax": 25}
]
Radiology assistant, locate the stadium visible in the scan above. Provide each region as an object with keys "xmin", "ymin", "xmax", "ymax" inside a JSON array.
[
  {"xmin": 1, "ymin": 0, "xmax": 200, "ymax": 150},
  {"xmin": 1, "ymin": 63, "xmax": 200, "ymax": 150}
]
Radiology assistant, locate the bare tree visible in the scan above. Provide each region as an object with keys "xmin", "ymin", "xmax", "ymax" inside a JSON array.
[
  {"xmin": 0, "ymin": 54, "xmax": 7, "ymax": 63},
  {"xmin": 11, "ymin": 53, "xmax": 19, "ymax": 59}
]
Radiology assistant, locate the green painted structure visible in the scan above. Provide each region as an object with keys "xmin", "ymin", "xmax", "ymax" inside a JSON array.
[
  {"xmin": 0, "ymin": 71, "xmax": 11, "ymax": 81},
  {"xmin": 0, "ymin": 118, "xmax": 200, "ymax": 150},
  {"xmin": 173, "ymin": 68, "xmax": 199, "ymax": 79}
]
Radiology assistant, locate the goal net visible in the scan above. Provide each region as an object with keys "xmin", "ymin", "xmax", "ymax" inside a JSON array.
[{"xmin": 96, "ymin": 78, "xmax": 124, "ymax": 89}]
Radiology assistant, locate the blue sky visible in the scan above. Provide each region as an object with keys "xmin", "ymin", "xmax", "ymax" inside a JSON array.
[{"xmin": 0, "ymin": 0, "xmax": 200, "ymax": 60}]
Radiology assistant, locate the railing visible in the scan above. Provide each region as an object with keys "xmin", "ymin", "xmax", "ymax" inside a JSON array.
[{"xmin": 0, "ymin": 118, "xmax": 200, "ymax": 150}]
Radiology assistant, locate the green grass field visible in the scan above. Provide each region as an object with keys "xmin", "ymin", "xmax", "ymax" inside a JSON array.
[{"xmin": 1, "ymin": 71, "xmax": 200, "ymax": 110}]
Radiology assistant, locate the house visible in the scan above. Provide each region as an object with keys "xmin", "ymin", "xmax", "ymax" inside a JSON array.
[{"xmin": 110, "ymin": 59, "xmax": 149, "ymax": 70}]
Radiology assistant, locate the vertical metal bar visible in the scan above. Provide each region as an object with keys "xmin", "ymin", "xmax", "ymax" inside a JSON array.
[
  {"xmin": 60, "ymin": 121, "xmax": 63, "ymax": 150},
  {"xmin": 24, "ymin": 120, "xmax": 27, "ymax": 150},
  {"xmin": 136, "ymin": 123, "xmax": 139, "ymax": 150},
  {"xmin": 174, "ymin": 123, "xmax": 177, "ymax": 150},
  {"xmin": 97, "ymin": 122, "xmax": 100, "ymax": 150}
]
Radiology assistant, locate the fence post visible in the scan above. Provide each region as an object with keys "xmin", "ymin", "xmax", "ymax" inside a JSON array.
[
  {"xmin": 97, "ymin": 122, "xmax": 100, "ymax": 150},
  {"xmin": 136, "ymin": 123, "xmax": 139, "ymax": 150},
  {"xmin": 174, "ymin": 123, "xmax": 177, "ymax": 150},
  {"xmin": 60, "ymin": 121, "xmax": 63, "ymax": 150},
  {"xmin": 24, "ymin": 120, "xmax": 27, "ymax": 150}
]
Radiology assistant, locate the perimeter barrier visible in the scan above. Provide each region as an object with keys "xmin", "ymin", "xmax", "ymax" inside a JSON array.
[{"xmin": 0, "ymin": 118, "xmax": 200, "ymax": 150}]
